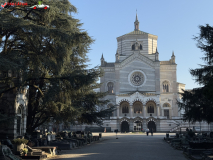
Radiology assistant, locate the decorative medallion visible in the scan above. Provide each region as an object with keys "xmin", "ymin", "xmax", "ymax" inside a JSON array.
[
  {"xmin": 130, "ymin": 72, "xmax": 144, "ymax": 86},
  {"xmin": 128, "ymin": 70, "xmax": 147, "ymax": 88}
]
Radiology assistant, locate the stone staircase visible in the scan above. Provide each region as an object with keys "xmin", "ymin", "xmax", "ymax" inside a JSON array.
[{"xmin": 169, "ymin": 120, "xmax": 189, "ymax": 132}]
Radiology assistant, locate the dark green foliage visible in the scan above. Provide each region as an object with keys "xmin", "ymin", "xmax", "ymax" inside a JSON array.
[
  {"xmin": 177, "ymin": 24, "xmax": 213, "ymax": 124},
  {"xmin": 0, "ymin": 0, "xmax": 115, "ymax": 134},
  {"xmin": 12, "ymin": 138, "xmax": 28, "ymax": 145}
]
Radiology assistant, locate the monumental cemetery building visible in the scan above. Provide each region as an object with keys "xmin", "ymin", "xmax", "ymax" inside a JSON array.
[
  {"xmin": 37, "ymin": 15, "xmax": 210, "ymax": 133},
  {"xmin": 98, "ymin": 14, "xmax": 209, "ymax": 132},
  {"xmin": 0, "ymin": 71, "xmax": 28, "ymax": 139}
]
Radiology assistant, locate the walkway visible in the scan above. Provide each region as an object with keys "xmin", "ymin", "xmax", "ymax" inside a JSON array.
[{"xmin": 47, "ymin": 133, "xmax": 186, "ymax": 160}]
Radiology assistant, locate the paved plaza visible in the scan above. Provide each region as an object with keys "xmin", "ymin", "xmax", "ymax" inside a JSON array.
[{"xmin": 47, "ymin": 133, "xmax": 187, "ymax": 160}]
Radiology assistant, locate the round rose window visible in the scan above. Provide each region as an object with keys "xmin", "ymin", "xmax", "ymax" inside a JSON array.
[{"xmin": 130, "ymin": 72, "xmax": 144, "ymax": 86}]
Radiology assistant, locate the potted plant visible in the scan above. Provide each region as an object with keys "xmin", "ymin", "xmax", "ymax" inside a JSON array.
[{"xmin": 12, "ymin": 138, "xmax": 29, "ymax": 154}]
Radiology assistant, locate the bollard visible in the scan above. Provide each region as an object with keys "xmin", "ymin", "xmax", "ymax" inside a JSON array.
[{"xmin": 99, "ymin": 133, "xmax": 102, "ymax": 138}]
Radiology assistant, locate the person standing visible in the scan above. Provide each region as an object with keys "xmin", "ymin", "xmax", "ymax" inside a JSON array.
[
  {"xmin": 145, "ymin": 128, "xmax": 149, "ymax": 136},
  {"xmin": 150, "ymin": 128, "xmax": 153, "ymax": 136}
]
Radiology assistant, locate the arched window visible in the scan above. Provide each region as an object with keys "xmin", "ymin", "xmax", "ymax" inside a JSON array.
[
  {"xmin": 107, "ymin": 82, "xmax": 113, "ymax": 93},
  {"xmin": 140, "ymin": 44, "xmax": 143, "ymax": 50},
  {"xmin": 134, "ymin": 102, "xmax": 142, "ymax": 114},
  {"xmin": 163, "ymin": 103, "xmax": 170, "ymax": 107},
  {"xmin": 132, "ymin": 44, "xmax": 135, "ymax": 50},
  {"xmin": 163, "ymin": 81, "xmax": 169, "ymax": 92},
  {"xmin": 147, "ymin": 104, "xmax": 154, "ymax": 113},
  {"xmin": 122, "ymin": 104, "xmax": 129, "ymax": 113}
]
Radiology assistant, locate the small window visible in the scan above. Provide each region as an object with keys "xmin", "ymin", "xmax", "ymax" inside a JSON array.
[
  {"xmin": 132, "ymin": 44, "xmax": 135, "ymax": 50},
  {"xmin": 163, "ymin": 81, "xmax": 169, "ymax": 92},
  {"xmin": 140, "ymin": 44, "xmax": 142, "ymax": 50},
  {"xmin": 107, "ymin": 82, "xmax": 113, "ymax": 93}
]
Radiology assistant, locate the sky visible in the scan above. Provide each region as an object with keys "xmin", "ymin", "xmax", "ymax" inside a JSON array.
[{"xmin": 70, "ymin": 0, "xmax": 213, "ymax": 90}]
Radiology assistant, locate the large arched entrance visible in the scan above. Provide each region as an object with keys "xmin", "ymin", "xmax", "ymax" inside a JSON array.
[
  {"xmin": 148, "ymin": 121, "xmax": 156, "ymax": 132},
  {"xmin": 121, "ymin": 121, "xmax": 129, "ymax": 132}
]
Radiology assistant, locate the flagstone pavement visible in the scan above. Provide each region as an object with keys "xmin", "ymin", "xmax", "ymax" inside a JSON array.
[{"xmin": 46, "ymin": 133, "xmax": 187, "ymax": 160}]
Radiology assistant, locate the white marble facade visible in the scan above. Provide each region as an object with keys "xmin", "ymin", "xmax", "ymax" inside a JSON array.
[{"xmin": 98, "ymin": 14, "xmax": 209, "ymax": 132}]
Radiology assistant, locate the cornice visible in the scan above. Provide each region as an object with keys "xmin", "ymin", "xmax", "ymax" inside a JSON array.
[{"xmin": 148, "ymin": 34, "xmax": 158, "ymax": 40}]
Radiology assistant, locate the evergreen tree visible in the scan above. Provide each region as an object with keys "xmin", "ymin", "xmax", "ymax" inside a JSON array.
[
  {"xmin": 0, "ymin": 0, "xmax": 115, "ymax": 134},
  {"xmin": 177, "ymin": 24, "xmax": 213, "ymax": 124}
]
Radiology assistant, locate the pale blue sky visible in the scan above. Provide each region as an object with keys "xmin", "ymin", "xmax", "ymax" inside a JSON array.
[{"xmin": 70, "ymin": 0, "xmax": 213, "ymax": 90}]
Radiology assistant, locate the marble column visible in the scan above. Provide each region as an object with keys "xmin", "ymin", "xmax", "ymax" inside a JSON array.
[
  {"xmin": 143, "ymin": 121, "xmax": 147, "ymax": 130},
  {"xmin": 117, "ymin": 105, "xmax": 119, "ymax": 119},
  {"xmin": 130, "ymin": 105, "xmax": 133, "ymax": 118},
  {"xmin": 143, "ymin": 106, "xmax": 146, "ymax": 118}
]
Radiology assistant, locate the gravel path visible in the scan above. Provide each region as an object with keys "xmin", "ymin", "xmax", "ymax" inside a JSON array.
[{"xmin": 46, "ymin": 133, "xmax": 187, "ymax": 160}]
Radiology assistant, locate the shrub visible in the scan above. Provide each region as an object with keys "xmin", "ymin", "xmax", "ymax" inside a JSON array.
[{"xmin": 12, "ymin": 138, "xmax": 28, "ymax": 145}]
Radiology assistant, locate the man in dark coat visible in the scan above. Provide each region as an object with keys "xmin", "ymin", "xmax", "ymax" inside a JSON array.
[{"xmin": 150, "ymin": 128, "xmax": 153, "ymax": 136}]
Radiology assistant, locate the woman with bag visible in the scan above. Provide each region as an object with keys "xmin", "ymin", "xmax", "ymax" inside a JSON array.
[{"xmin": 145, "ymin": 128, "xmax": 149, "ymax": 136}]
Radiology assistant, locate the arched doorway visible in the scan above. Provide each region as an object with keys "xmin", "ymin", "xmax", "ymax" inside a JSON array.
[
  {"xmin": 121, "ymin": 121, "xmax": 129, "ymax": 132},
  {"xmin": 148, "ymin": 121, "xmax": 156, "ymax": 132},
  {"xmin": 133, "ymin": 121, "xmax": 143, "ymax": 131}
]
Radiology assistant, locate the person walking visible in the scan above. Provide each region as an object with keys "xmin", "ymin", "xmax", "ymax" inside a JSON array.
[
  {"xmin": 150, "ymin": 128, "xmax": 153, "ymax": 136},
  {"xmin": 145, "ymin": 128, "xmax": 149, "ymax": 136}
]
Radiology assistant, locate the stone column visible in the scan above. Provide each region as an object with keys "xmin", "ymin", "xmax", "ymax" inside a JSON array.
[
  {"xmin": 130, "ymin": 105, "xmax": 133, "ymax": 118},
  {"xmin": 143, "ymin": 106, "xmax": 146, "ymax": 118},
  {"xmin": 143, "ymin": 121, "xmax": 147, "ymax": 130},
  {"xmin": 157, "ymin": 104, "xmax": 160, "ymax": 118},
  {"xmin": 117, "ymin": 105, "xmax": 119, "ymax": 119}
]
